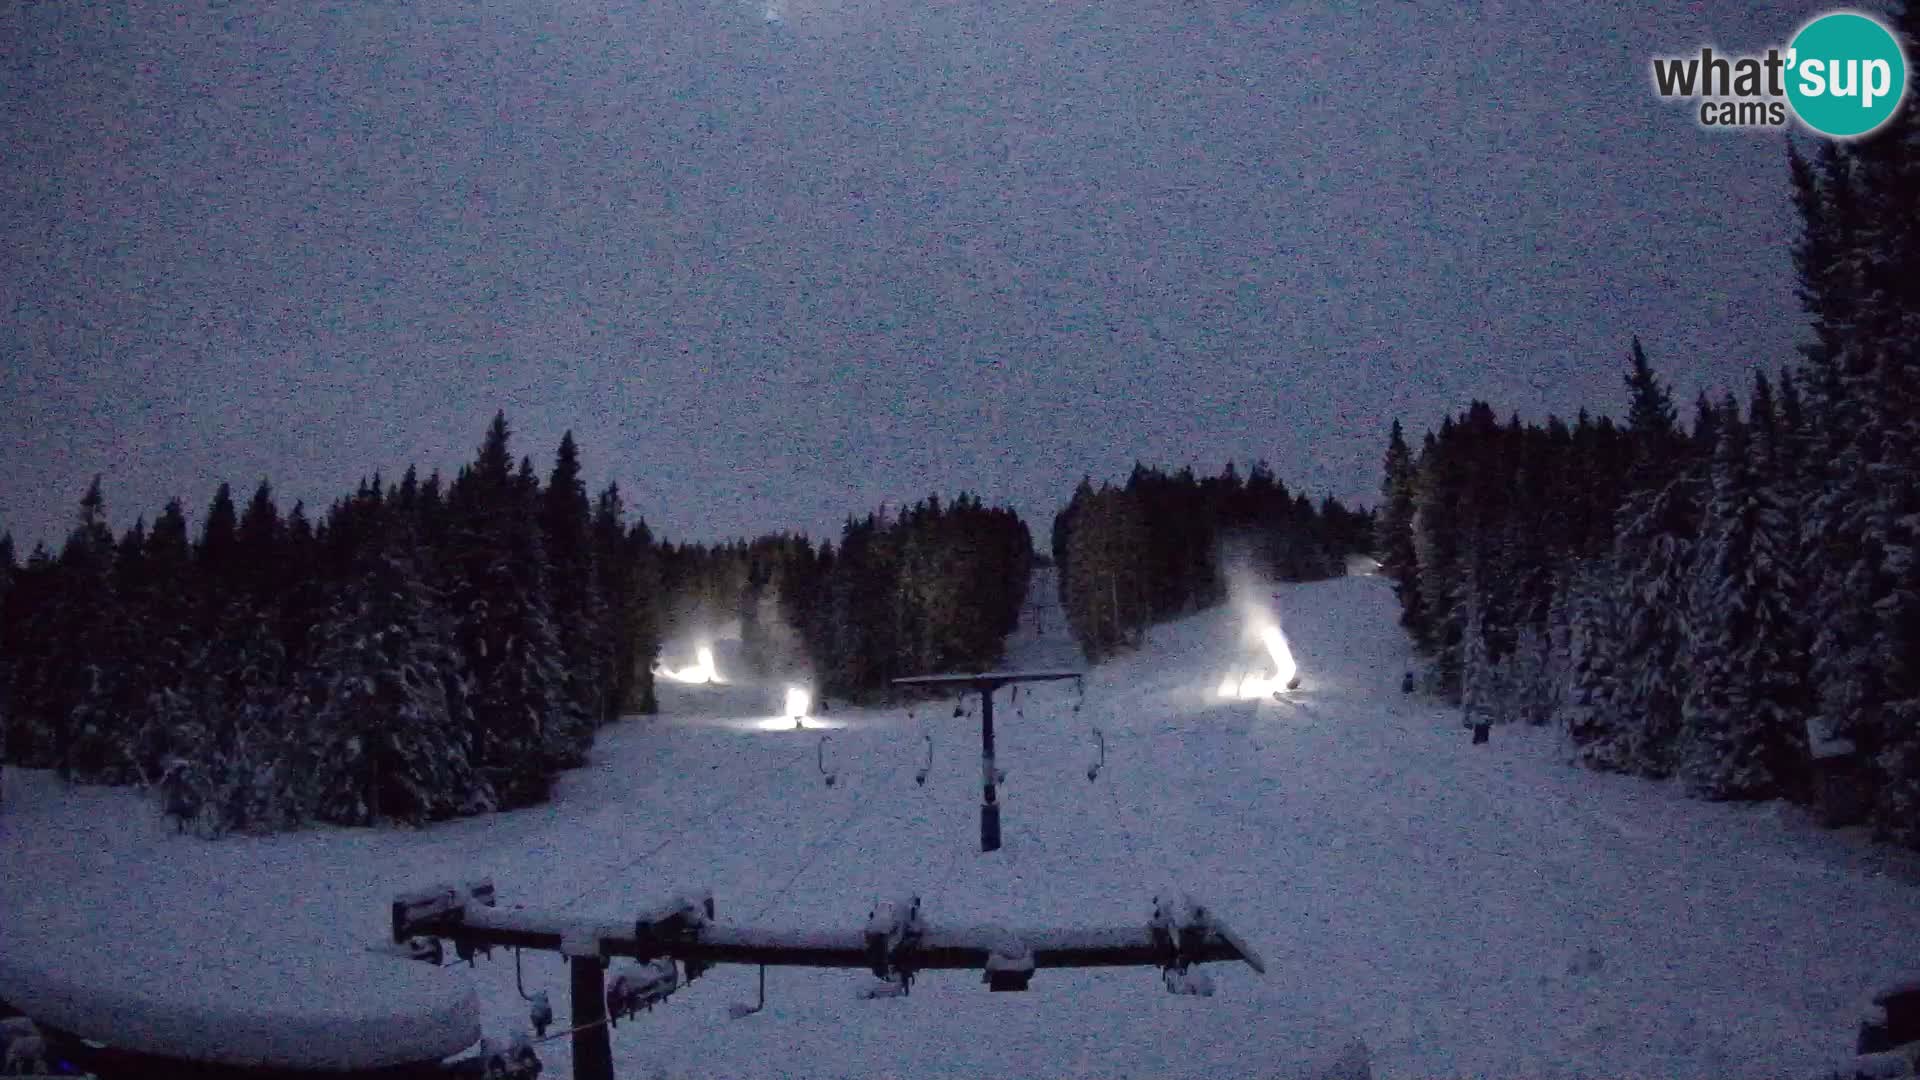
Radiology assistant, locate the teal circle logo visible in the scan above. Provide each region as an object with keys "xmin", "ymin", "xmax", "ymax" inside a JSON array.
[{"xmin": 1786, "ymin": 12, "xmax": 1908, "ymax": 138}]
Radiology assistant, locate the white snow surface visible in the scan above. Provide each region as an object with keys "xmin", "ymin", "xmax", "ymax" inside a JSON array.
[
  {"xmin": 3, "ymin": 574, "xmax": 1920, "ymax": 1077},
  {"xmin": 0, "ymin": 873, "xmax": 479, "ymax": 1068}
]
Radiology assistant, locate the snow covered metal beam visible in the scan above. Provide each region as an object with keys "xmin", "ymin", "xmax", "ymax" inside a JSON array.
[
  {"xmin": 390, "ymin": 887, "xmax": 1264, "ymax": 979},
  {"xmin": 413, "ymin": 921, "xmax": 1259, "ymax": 973},
  {"xmin": 892, "ymin": 670, "xmax": 1084, "ymax": 688}
]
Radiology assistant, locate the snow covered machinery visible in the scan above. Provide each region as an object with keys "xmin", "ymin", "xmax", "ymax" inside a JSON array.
[{"xmin": 387, "ymin": 880, "xmax": 1263, "ymax": 1080}]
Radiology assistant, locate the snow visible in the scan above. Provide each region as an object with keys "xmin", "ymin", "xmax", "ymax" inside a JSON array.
[
  {"xmin": 3, "ymin": 574, "xmax": 1919, "ymax": 1077},
  {"xmin": 0, "ymin": 892, "xmax": 478, "ymax": 1069}
]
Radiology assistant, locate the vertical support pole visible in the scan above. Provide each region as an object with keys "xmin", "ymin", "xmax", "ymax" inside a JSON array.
[
  {"xmin": 571, "ymin": 954, "xmax": 615, "ymax": 1080},
  {"xmin": 980, "ymin": 684, "xmax": 1001, "ymax": 852}
]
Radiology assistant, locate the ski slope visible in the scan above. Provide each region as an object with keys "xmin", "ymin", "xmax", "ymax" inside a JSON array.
[{"xmin": 3, "ymin": 572, "xmax": 1919, "ymax": 1078}]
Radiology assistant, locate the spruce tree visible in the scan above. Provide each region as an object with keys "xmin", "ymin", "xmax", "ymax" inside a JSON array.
[
  {"xmin": 300, "ymin": 526, "xmax": 487, "ymax": 826},
  {"xmin": 448, "ymin": 414, "xmax": 576, "ymax": 806},
  {"xmin": 543, "ymin": 432, "xmax": 603, "ymax": 723},
  {"xmin": 52, "ymin": 477, "xmax": 124, "ymax": 781},
  {"xmin": 1678, "ymin": 397, "xmax": 1806, "ymax": 799},
  {"xmin": 1458, "ymin": 566, "xmax": 1498, "ymax": 729},
  {"xmin": 198, "ymin": 482, "xmax": 240, "ymax": 599},
  {"xmin": 1590, "ymin": 473, "xmax": 1697, "ymax": 777},
  {"xmin": 235, "ymin": 479, "xmax": 283, "ymax": 602},
  {"xmin": 134, "ymin": 499, "xmax": 200, "ymax": 782},
  {"xmin": 1555, "ymin": 559, "xmax": 1621, "ymax": 752},
  {"xmin": 1623, "ymin": 336, "xmax": 1683, "ymax": 494},
  {"xmin": 1376, "ymin": 420, "xmax": 1423, "ymax": 638}
]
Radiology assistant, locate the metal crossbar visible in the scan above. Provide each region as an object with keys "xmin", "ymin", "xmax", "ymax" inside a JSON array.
[{"xmin": 390, "ymin": 880, "xmax": 1263, "ymax": 1080}]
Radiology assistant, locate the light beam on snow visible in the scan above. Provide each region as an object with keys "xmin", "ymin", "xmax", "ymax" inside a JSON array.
[
  {"xmin": 1218, "ymin": 623, "xmax": 1299, "ymax": 700},
  {"xmin": 656, "ymin": 645, "xmax": 723, "ymax": 685}
]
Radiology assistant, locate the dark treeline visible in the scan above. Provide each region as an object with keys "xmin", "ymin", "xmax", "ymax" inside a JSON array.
[
  {"xmin": 655, "ymin": 494, "xmax": 1034, "ymax": 702},
  {"xmin": 1052, "ymin": 463, "xmax": 1373, "ymax": 660},
  {"xmin": 1378, "ymin": 16, "xmax": 1919, "ymax": 847},
  {"xmin": 0, "ymin": 414, "xmax": 661, "ymax": 834},
  {"xmin": 0, "ymin": 421, "xmax": 1043, "ymax": 832}
]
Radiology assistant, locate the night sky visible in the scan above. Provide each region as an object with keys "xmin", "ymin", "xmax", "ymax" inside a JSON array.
[{"xmin": 2, "ymin": 0, "xmax": 1820, "ymax": 553}]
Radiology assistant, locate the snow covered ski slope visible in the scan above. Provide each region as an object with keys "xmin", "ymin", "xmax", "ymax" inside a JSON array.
[{"xmin": 2, "ymin": 572, "xmax": 1918, "ymax": 1078}]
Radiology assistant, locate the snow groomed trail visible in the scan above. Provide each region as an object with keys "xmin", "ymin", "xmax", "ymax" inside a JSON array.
[{"xmin": 3, "ymin": 569, "xmax": 1919, "ymax": 1077}]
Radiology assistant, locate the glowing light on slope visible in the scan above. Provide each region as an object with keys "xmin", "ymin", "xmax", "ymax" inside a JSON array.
[
  {"xmin": 1218, "ymin": 623, "xmax": 1300, "ymax": 700},
  {"xmin": 1261, "ymin": 625, "xmax": 1298, "ymax": 688},
  {"xmin": 784, "ymin": 686, "xmax": 812, "ymax": 721},
  {"xmin": 657, "ymin": 645, "xmax": 722, "ymax": 685}
]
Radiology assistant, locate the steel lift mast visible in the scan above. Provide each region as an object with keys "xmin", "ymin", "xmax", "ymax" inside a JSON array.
[{"xmin": 891, "ymin": 669, "xmax": 1084, "ymax": 852}]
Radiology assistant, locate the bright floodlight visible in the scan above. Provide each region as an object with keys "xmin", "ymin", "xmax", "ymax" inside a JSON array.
[
  {"xmin": 1260, "ymin": 626, "xmax": 1297, "ymax": 688},
  {"xmin": 1219, "ymin": 623, "xmax": 1299, "ymax": 700},
  {"xmin": 658, "ymin": 645, "xmax": 722, "ymax": 685},
  {"xmin": 784, "ymin": 686, "xmax": 812, "ymax": 720}
]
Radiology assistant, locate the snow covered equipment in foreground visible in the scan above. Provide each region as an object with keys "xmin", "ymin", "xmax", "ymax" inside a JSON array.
[
  {"xmin": 984, "ymin": 932, "xmax": 1035, "ymax": 991},
  {"xmin": 864, "ymin": 895, "xmax": 926, "ymax": 994},
  {"xmin": 605, "ymin": 958, "xmax": 679, "ymax": 1025},
  {"xmin": 389, "ymin": 882, "xmax": 1261, "ymax": 1080}
]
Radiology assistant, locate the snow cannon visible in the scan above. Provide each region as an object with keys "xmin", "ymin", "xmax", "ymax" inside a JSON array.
[{"xmin": 784, "ymin": 685, "xmax": 811, "ymax": 727}]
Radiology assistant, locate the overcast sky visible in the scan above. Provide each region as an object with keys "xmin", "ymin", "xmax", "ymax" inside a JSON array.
[{"xmin": 1, "ymin": 0, "xmax": 1823, "ymax": 553}]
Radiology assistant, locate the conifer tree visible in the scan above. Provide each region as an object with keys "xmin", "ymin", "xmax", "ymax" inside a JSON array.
[
  {"xmin": 1623, "ymin": 336, "xmax": 1683, "ymax": 494},
  {"xmin": 543, "ymin": 432, "xmax": 603, "ymax": 723},
  {"xmin": 133, "ymin": 499, "xmax": 200, "ymax": 781},
  {"xmin": 1555, "ymin": 559, "xmax": 1621, "ymax": 751},
  {"xmin": 1377, "ymin": 420, "xmax": 1423, "ymax": 637},
  {"xmin": 198, "ymin": 482, "xmax": 240, "ymax": 600},
  {"xmin": 300, "ymin": 524, "xmax": 487, "ymax": 826},
  {"xmin": 1679, "ymin": 396, "xmax": 1806, "ymax": 799},
  {"xmin": 235, "ymin": 479, "xmax": 284, "ymax": 601},
  {"xmin": 448, "ymin": 414, "xmax": 576, "ymax": 805},
  {"xmin": 52, "ymin": 477, "xmax": 123, "ymax": 781}
]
